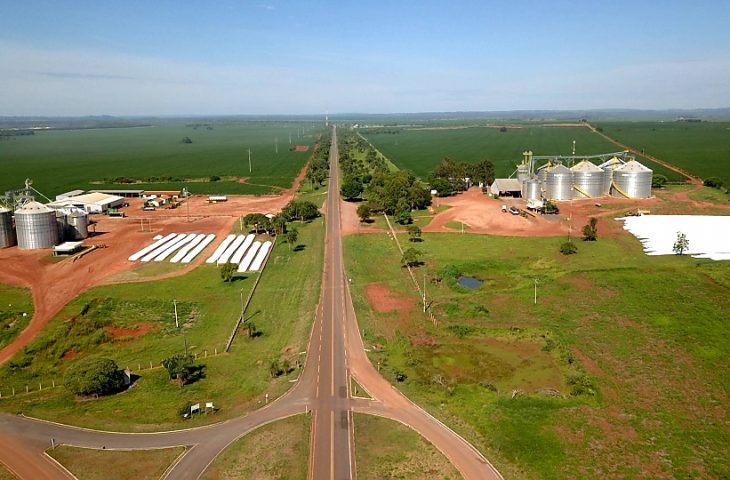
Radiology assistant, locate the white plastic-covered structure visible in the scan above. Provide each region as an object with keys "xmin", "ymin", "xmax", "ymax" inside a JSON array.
[
  {"xmin": 249, "ymin": 241, "xmax": 273, "ymax": 271},
  {"xmin": 230, "ymin": 234, "xmax": 255, "ymax": 264},
  {"xmin": 206, "ymin": 235, "xmax": 236, "ymax": 264},
  {"xmin": 170, "ymin": 234, "xmax": 206, "ymax": 263},
  {"xmin": 619, "ymin": 215, "xmax": 730, "ymax": 261},
  {"xmin": 217, "ymin": 235, "xmax": 246, "ymax": 264},
  {"xmin": 237, "ymin": 241, "xmax": 262, "ymax": 272},
  {"xmin": 129, "ymin": 233, "xmax": 178, "ymax": 261},
  {"xmin": 181, "ymin": 234, "xmax": 216, "ymax": 263},
  {"xmin": 150, "ymin": 234, "xmax": 196, "ymax": 262}
]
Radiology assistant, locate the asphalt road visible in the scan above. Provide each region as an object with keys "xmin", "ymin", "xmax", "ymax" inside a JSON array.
[{"xmin": 0, "ymin": 126, "xmax": 502, "ymax": 480}]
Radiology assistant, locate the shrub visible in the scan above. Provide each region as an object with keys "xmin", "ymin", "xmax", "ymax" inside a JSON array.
[
  {"xmin": 64, "ymin": 357, "xmax": 125, "ymax": 397},
  {"xmin": 582, "ymin": 217, "xmax": 598, "ymax": 241},
  {"xmin": 703, "ymin": 177, "xmax": 724, "ymax": 189},
  {"xmin": 651, "ymin": 174, "xmax": 668, "ymax": 188},
  {"xmin": 560, "ymin": 241, "xmax": 578, "ymax": 255},
  {"xmin": 567, "ymin": 373, "xmax": 596, "ymax": 396}
]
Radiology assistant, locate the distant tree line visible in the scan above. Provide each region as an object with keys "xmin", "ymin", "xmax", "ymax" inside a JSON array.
[{"xmin": 429, "ymin": 157, "xmax": 495, "ymax": 195}]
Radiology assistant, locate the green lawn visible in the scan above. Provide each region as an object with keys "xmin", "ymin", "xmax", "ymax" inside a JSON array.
[
  {"xmin": 0, "ymin": 121, "xmax": 323, "ymax": 197},
  {"xmin": 595, "ymin": 121, "xmax": 730, "ymax": 181},
  {"xmin": 688, "ymin": 186, "xmax": 730, "ymax": 204},
  {"xmin": 354, "ymin": 413, "xmax": 461, "ymax": 480},
  {"xmin": 201, "ymin": 414, "xmax": 310, "ymax": 480},
  {"xmin": 0, "ymin": 284, "xmax": 33, "ymax": 350},
  {"xmin": 0, "ymin": 215, "xmax": 325, "ymax": 431},
  {"xmin": 47, "ymin": 446, "xmax": 185, "ymax": 480},
  {"xmin": 344, "ymin": 228, "xmax": 730, "ymax": 480},
  {"xmin": 0, "ymin": 464, "xmax": 16, "ymax": 480},
  {"xmin": 362, "ymin": 125, "xmax": 680, "ymax": 181}
]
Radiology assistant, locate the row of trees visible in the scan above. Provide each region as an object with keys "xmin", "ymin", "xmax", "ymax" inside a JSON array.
[
  {"xmin": 430, "ymin": 158, "xmax": 496, "ymax": 195},
  {"xmin": 304, "ymin": 133, "xmax": 330, "ymax": 189}
]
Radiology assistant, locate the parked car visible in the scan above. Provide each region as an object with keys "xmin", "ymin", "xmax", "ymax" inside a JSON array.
[{"xmin": 509, "ymin": 206, "xmax": 520, "ymax": 215}]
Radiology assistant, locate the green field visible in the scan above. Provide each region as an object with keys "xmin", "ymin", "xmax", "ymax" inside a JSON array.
[
  {"xmin": 202, "ymin": 415, "xmax": 310, "ymax": 480},
  {"xmin": 0, "ymin": 121, "xmax": 323, "ymax": 197},
  {"xmin": 48, "ymin": 446, "xmax": 184, "ymax": 480},
  {"xmin": 354, "ymin": 414, "xmax": 461, "ymax": 480},
  {"xmin": 0, "ymin": 284, "xmax": 33, "ymax": 350},
  {"xmin": 596, "ymin": 121, "xmax": 730, "ymax": 181},
  {"xmin": 344, "ymin": 229, "xmax": 730, "ymax": 479},
  {"xmin": 361, "ymin": 125, "xmax": 681, "ymax": 181},
  {"xmin": 0, "ymin": 213, "xmax": 324, "ymax": 431}
]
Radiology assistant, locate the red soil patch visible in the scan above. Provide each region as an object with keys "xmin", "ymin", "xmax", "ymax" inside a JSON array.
[
  {"xmin": 290, "ymin": 145, "xmax": 309, "ymax": 152},
  {"xmin": 340, "ymin": 200, "xmax": 388, "ymax": 236},
  {"xmin": 104, "ymin": 323, "xmax": 157, "ymax": 339},
  {"xmin": 62, "ymin": 350, "xmax": 79, "ymax": 359},
  {"xmin": 365, "ymin": 283, "xmax": 414, "ymax": 313}
]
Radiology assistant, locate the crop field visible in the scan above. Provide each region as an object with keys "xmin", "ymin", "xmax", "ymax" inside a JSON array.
[
  {"xmin": 361, "ymin": 125, "xmax": 680, "ymax": 181},
  {"xmin": 596, "ymin": 121, "xmax": 730, "ymax": 181},
  {"xmin": 0, "ymin": 121, "xmax": 323, "ymax": 197},
  {"xmin": 344, "ymin": 229, "xmax": 730, "ymax": 479},
  {"xmin": 0, "ymin": 214, "xmax": 325, "ymax": 431}
]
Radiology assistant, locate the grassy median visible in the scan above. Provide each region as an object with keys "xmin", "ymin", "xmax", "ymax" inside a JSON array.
[{"xmin": 47, "ymin": 446, "xmax": 185, "ymax": 480}]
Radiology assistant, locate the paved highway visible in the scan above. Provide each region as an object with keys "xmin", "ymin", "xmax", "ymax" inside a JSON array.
[{"xmin": 0, "ymin": 126, "xmax": 502, "ymax": 480}]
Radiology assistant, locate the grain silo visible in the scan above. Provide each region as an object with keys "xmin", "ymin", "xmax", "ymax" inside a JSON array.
[
  {"xmin": 522, "ymin": 178, "xmax": 541, "ymax": 200},
  {"xmin": 544, "ymin": 164, "xmax": 573, "ymax": 201},
  {"xmin": 0, "ymin": 207, "xmax": 16, "ymax": 248},
  {"xmin": 570, "ymin": 160, "xmax": 604, "ymax": 199},
  {"xmin": 65, "ymin": 209, "xmax": 89, "ymax": 240},
  {"xmin": 15, "ymin": 201, "xmax": 59, "ymax": 249},
  {"xmin": 55, "ymin": 210, "xmax": 68, "ymax": 243},
  {"xmin": 598, "ymin": 156, "xmax": 624, "ymax": 196},
  {"xmin": 612, "ymin": 160, "xmax": 653, "ymax": 198}
]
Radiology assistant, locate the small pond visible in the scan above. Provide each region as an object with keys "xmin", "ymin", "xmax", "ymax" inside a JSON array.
[{"xmin": 457, "ymin": 276, "xmax": 483, "ymax": 289}]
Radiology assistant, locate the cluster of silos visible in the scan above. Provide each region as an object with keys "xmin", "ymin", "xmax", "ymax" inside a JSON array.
[
  {"xmin": 2, "ymin": 202, "xmax": 89, "ymax": 250},
  {"xmin": 531, "ymin": 157, "xmax": 652, "ymax": 201}
]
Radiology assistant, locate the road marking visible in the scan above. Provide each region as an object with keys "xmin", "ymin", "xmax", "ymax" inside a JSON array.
[{"xmin": 330, "ymin": 410, "xmax": 335, "ymax": 480}]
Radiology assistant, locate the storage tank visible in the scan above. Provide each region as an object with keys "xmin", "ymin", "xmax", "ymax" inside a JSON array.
[
  {"xmin": 15, "ymin": 201, "xmax": 59, "ymax": 249},
  {"xmin": 517, "ymin": 163, "xmax": 530, "ymax": 184},
  {"xmin": 612, "ymin": 160, "xmax": 653, "ymax": 198},
  {"xmin": 544, "ymin": 164, "xmax": 573, "ymax": 201},
  {"xmin": 66, "ymin": 210, "xmax": 89, "ymax": 240},
  {"xmin": 598, "ymin": 156, "xmax": 624, "ymax": 196},
  {"xmin": 55, "ymin": 210, "xmax": 68, "ymax": 243},
  {"xmin": 570, "ymin": 160, "xmax": 604, "ymax": 199},
  {"xmin": 522, "ymin": 178, "xmax": 541, "ymax": 200},
  {"xmin": 0, "ymin": 207, "xmax": 16, "ymax": 248}
]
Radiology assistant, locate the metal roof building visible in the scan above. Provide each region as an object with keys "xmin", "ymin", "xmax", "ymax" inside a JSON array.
[
  {"xmin": 55, "ymin": 190, "xmax": 85, "ymax": 201},
  {"xmin": 90, "ymin": 189, "xmax": 145, "ymax": 198},
  {"xmin": 489, "ymin": 178, "xmax": 523, "ymax": 197},
  {"xmin": 49, "ymin": 192, "xmax": 124, "ymax": 214}
]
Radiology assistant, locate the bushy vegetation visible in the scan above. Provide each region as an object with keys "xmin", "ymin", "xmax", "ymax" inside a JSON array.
[
  {"xmin": 64, "ymin": 357, "xmax": 125, "ymax": 397},
  {"xmin": 560, "ymin": 241, "xmax": 578, "ymax": 255},
  {"xmin": 430, "ymin": 157, "xmax": 495, "ymax": 193}
]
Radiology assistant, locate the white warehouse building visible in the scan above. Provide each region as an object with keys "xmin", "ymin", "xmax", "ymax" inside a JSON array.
[{"xmin": 49, "ymin": 192, "xmax": 125, "ymax": 214}]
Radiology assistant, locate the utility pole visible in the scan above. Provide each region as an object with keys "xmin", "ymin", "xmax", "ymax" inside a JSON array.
[
  {"xmin": 248, "ymin": 149, "xmax": 252, "ymax": 173},
  {"xmin": 240, "ymin": 288, "xmax": 244, "ymax": 319},
  {"xmin": 534, "ymin": 279, "xmax": 538, "ymax": 305},
  {"xmin": 186, "ymin": 186, "xmax": 190, "ymax": 223},
  {"xmin": 423, "ymin": 272, "xmax": 427, "ymax": 313},
  {"xmin": 174, "ymin": 299, "xmax": 179, "ymax": 328},
  {"xmin": 275, "ymin": 137, "xmax": 278, "ymax": 154}
]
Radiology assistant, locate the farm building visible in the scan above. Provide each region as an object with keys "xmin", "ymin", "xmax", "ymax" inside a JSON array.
[
  {"xmin": 49, "ymin": 192, "xmax": 124, "ymax": 214},
  {"xmin": 55, "ymin": 189, "xmax": 85, "ymax": 201},
  {"xmin": 90, "ymin": 189, "xmax": 144, "ymax": 198},
  {"xmin": 489, "ymin": 178, "xmax": 522, "ymax": 197}
]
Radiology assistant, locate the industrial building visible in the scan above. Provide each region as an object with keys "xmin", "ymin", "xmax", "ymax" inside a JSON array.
[
  {"xmin": 490, "ymin": 150, "xmax": 653, "ymax": 202},
  {"xmin": 49, "ymin": 192, "xmax": 124, "ymax": 214}
]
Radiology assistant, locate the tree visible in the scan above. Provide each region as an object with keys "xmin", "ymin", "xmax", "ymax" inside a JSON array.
[
  {"xmin": 243, "ymin": 213, "xmax": 270, "ymax": 234},
  {"xmin": 560, "ymin": 241, "xmax": 578, "ymax": 255},
  {"xmin": 270, "ymin": 215, "xmax": 287, "ymax": 236},
  {"xmin": 703, "ymin": 177, "xmax": 724, "ymax": 189},
  {"xmin": 269, "ymin": 359, "xmax": 283, "ymax": 378},
  {"xmin": 582, "ymin": 217, "xmax": 598, "ymax": 241},
  {"xmin": 673, "ymin": 231, "xmax": 689, "ymax": 255},
  {"xmin": 356, "ymin": 203, "xmax": 371, "ymax": 222},
  {"xmin": 286, "ymin": 228, "xmax": 299, "ymax": 250},
  {"xmin": 401, "ymin": 247, "xmax": 423, "ymax": 267},
  {"xmin": 245, "ymin": 321, "xmax": 258, "ymax": 338},
  {"xmin": 220, "ymin": 262, "xmax": 236, "ymax": 282},
  {"xmin": 64, "ymin": 357, "xmax": 125, "ymax": 397},
  {"xmin": 469, "ymin": 159, "xmax": 496, "ymax": 187},
  {"xmin": 652, "ymin": 174, "xmax": 668, "ymax": 188},
  {"xmin": 282, "ymin": 200, "xmax": 320, "ymax": 222},
  {"xmin": 180, "ymin": 137, "xmax": 193, "ymax": 144},
  {"xmin": 406, "ymin": 225, "xmax": 422, "ymax": 242},
  {"xmin": 340, "ymin": 176, "xmax": 363, "ymax": 200},
  {"xmin": 430, "ymin": 178, "xmax": 453, "ymax": 197},
  {"xmin": 162, "ymin": 353, "xmax": 195, "ymax": 387}
]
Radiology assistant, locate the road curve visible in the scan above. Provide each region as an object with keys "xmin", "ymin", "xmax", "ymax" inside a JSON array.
[{"xmin": 0, "ymin": 125, "xmax": 502, "ymax": 480}]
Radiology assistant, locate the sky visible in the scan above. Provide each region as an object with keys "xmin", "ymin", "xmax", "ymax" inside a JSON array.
[{"xmin": 1, "ymin": 0, "xmax": 729, "ymax": 116}]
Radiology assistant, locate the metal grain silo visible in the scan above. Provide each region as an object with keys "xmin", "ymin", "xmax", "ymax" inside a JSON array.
[
  {"xmin": 517, "ymin": 163, "xmax": 530, "ymax": 184},
  {"xmin": 570, "ymin": 160, "xmax": 604, "ymax": 199},
  {"xmin": 522, "ymin": 178, "xmax": 541, "ymax": 200},
  {"xmin": 612, "ymin": 160, "xmax": 653, "ymax": 198},
  {"xmin": 544, "ymin": 164, "xmax": 573, "ymax": 201},
  {"xmin": 55, "ymin": 210, "xmax": 68, "ymax": 243},
  {"xmin": 15, "ymin": 201, "xmax": 59, "ymax": 249},
  {"xmin": 0, "ymin": 207, "xmax": 16, "ymax": 248},
  {"xmin": 598, "ymin": 156, "xmax": 623, "ymax": 196},
  {"xmin": 66, "ymin": 210, "xmax": 89, "ymax": 240}
]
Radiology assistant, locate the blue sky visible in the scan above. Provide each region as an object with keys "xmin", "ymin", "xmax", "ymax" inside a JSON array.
[{"xmin": 1, "ymin": 0, "xmax": 729, "ymax": 115}]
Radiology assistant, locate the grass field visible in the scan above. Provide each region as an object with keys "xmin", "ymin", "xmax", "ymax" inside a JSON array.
[
  {"xmin": 354, "ymin": 414, "xmax": 461, "ymax": 480},
  {"xmin": 0, "ymin": 284, "xmax": 33, "ymax": 350},
  {"xmin": 344, "ymin": 229, "xmax": 730, "ymax": 479},
  {"xmin": 0, "ymin": 464, "xmax": 15, "ymax": 480},
  {"xmin": 0, "ymin": 214, "xmax": 324, "ymax": 431},
  {"xmin": 596, "ymin": 121, "xmax": 730, "ymax": 181},
  {"xmin": 47, "ymin": 446, "xmax": 185, "ymax": 480},
  {"xmin": 0, "ymin": 121, "xmax": 323, "ymax": 197},
  {"xmin": 201, "ymin": 414, "xmax": 310, "ymax": 480},
  {"xmin": 361, "ymin": 125, "xmax": 681, "ymax": 181}
]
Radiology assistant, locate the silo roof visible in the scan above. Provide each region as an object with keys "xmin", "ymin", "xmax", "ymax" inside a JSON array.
[
  {"xmin": 615, "ymin": 160, "xmax": 652, "ymax": 173},
  {"xmin": 548, "ymin": 164, "xmax": 572, "ymax": 174},
  {"xmin": 17, "ymin": 201, "xmax": 54, "ymax": 214},
  {"xmin": 598, "ymin": 156, "xmax": 624, "ymax": 169},
  {"xmin": 571, "ymin": 160, "xmax": 602, "ymax": 173},
  {"xmin": 0, "ymin": 207, "xmax": 10, "ymax": 214}
]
